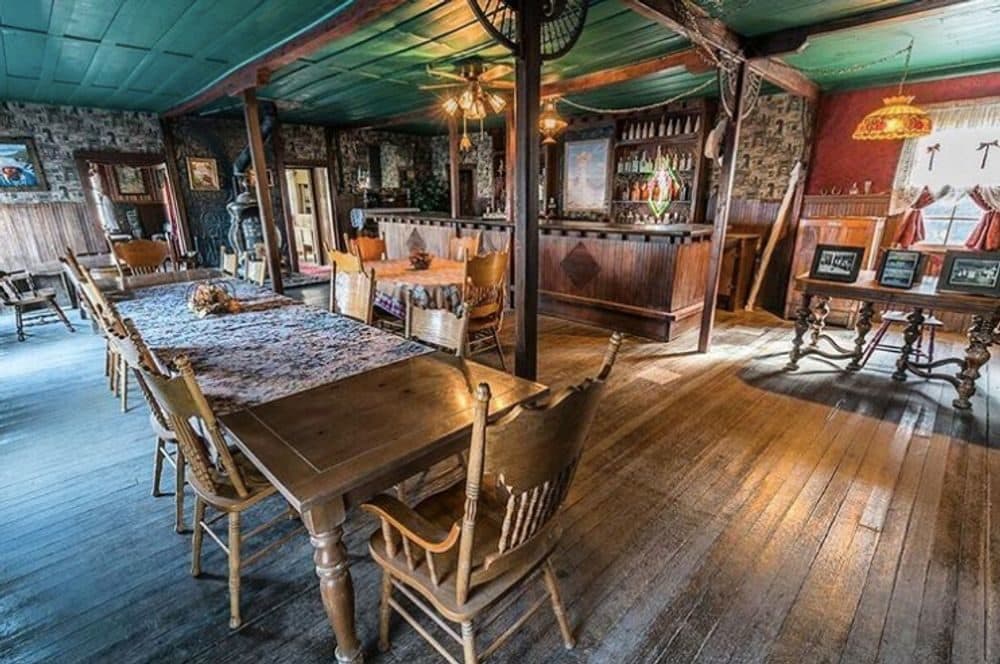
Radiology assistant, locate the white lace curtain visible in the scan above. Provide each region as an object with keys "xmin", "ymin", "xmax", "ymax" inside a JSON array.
[{"xmin": 890, "ymin": 97, "xmax": 1000, "ymax": 214}]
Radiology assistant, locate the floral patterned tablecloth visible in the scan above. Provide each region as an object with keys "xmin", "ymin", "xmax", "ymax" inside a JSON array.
[
  {"xmin": 116, "ymin": 278, "xmax": 432, "ymax": 415},
  {"xmin": 370, "ymin": 258, "xmax": 466, "ymax": 319}
]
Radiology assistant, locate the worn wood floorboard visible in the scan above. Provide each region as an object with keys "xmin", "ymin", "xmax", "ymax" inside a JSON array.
[{"xmin": 2, "ymin": 292, "xmax": 997, "ymax": 664}]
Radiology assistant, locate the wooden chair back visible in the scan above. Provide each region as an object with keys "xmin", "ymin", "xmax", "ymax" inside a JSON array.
[
  {"xmin": 453, "ymin": 332, "xmax": 623, "ymax": 604},
  {"xmin": 244, "ymin": 257, "xmax": 268, "ymax": 286},
  {"xmin": 138, "ymin": 352, "xmax": 251, "ymax": 500},
  {"xmin": 108, "ymin": 317, "xmax": 172, "ymax": 429},
  {"xmin": 0, "ymin": 271, "xmax": 28, "ymax": 303},
  {"xmin": 220, "ymin": 247, "xmax": 238, "ymax": 276},
  {"xmin": 450, "ymin": 234, "xmax": 481, "ymax": 261},
  {"xmin": 350, "ymin": 235, "xmax": 387, "ymax": 262},
  {"xmin": 112, "ymin": 239, "xmax": 170, "ymax": 275},
  {"xmin": 65, "ymin": 250, "xmax": 122, "ymax": 335},
  {"xmin": 328, "ymin": 249, "xmax": 364, "ymax": 274},
  {"xmin": 462, "ymin": 250, "xmax": 508, "ymax": 321},
  {"xmin": 330, "ymin": 263, "xmax": 376, "ymax": 324},
  {"xmin": 404, "ymin": 293, "xmax": 468, "ymax": 356}
]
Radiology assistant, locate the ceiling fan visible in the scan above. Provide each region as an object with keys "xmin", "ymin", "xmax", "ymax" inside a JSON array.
[{"xmin": 422, "ymin": 57, "xmax": 513, "ymax": 149}]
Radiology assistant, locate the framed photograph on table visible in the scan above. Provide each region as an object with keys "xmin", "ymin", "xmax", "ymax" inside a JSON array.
[
  {"xmin": 938, "ymin": 251, "xmax": 1000, "ymax": 296},
  {"xmin": 877, "ymin": 249, "xmax": 924, "ymax": 289},
  {"xmin": 563, "ymin": 138, "xmax": 610, "ymax": 213},
  {"xmin": 809, "ymin": 244, "xmax": 865, "ymax": 283}
]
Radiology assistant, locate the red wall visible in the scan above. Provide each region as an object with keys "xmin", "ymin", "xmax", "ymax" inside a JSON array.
[{"xmin": 807, "ymin": 72, "xmax": 1000, "ymax": 195}]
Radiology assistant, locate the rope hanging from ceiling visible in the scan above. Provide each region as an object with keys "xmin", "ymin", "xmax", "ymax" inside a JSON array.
[
  {"xmin": 555, "ymin": 77, "xmax": 717, "ymax": 114},
  {"xmin": 795, "ymin": 39, "xmax": 916, "ymax": 76}
]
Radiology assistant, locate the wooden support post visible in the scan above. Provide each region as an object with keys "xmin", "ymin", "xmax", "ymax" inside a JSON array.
[
  {"xmin": 505, "ymin": 105, "xmax": 515, "ymax": 220},
  {"xmin": 273, "ymin": 117, "xmax": 299, "ymax": 273},
  {"xmin": 242, "ymin": 88, "xmax": 284, "ymax": 294},
  {"xmin": 158, "ymin": 118, "xmax": 193, "ymax": 254},
  {"xmin": 324, "ymin": 126, "xmax": 346, "ymax": 252},
  {"xmin": 448, "ymin": 117, "xmax": 461, "ymax": 218},
  {"xmin": 698, "ymin": 61, "xmax": 747, "ymax": 353},
  {"xmin": 513, "ymin": 2, "xmax": 542, "ymax": 379}
]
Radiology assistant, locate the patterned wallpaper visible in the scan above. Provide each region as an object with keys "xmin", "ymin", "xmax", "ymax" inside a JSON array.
[
  {"xmin": 337, "ymin": 128, "xmax": 434, "ymax": 194},
  {"xmin": 282, "ymin": 123, "xmax": 326, "ymax": 163},
  {"xmin": 429, "ymin": 132, "xmax": 493, "ymax": 206},
  {"xmin": 711, "ymin": 93, "xmax": 815, "ymax": 201},
  {"xmin": 0, "ymin": 101, "xmax": 163, "ymax": 204}
]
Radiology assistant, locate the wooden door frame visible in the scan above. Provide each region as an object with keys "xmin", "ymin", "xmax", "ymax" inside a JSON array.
[{"xmin": 285, "ymin": 162, "xmax": 329, "ymax": 265}]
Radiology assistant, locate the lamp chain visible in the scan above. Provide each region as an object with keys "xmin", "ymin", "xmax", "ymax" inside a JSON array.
[{"xmin": 556, "ymin": 77, "xmax": 716, "ymax": 114}]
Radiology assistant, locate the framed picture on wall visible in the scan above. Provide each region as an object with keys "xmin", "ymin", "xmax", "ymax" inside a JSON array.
[
  {"xmin": 112, "ymin": 165, "xmax": 147, "ymax": 195},
  {"xmin": 0, "ymin": 136, "xmax": 48, "ymax": 191},
  {"xmin": 877, "ymin": 249, "xmax": 924, "ymax": 289},
  {"xmin": 186, "ymin": 157, "xmax": 220, "ymax": 191},
  {"xmin": 937, "ymin": 251, "xmax": 1000, "ymax": 296},
  {"xmin": 563, "ymin": 138, "xmax": 610, "ymax": 212},
  {"xmin": 809, "ymin": 244, "xmax": 865, "ymax": 283}
]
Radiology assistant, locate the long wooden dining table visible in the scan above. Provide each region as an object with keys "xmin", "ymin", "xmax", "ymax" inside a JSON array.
[{"xmin": 107, "ymin": 269, "xmax": 547, "ymax": 663}]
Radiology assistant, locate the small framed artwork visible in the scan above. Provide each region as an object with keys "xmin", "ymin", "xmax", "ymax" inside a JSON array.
[
  {"xmin": 937, "ymin": 251, "xmax": 1000, "ymax": 296},
  {"xmin": 809, "ymin": 244, "xmax": 865, "ymax": 283},
  {"xmin": 877, "ymin": 249, "xmax": 924, "ymax": 289},
  {"xmin": 563, "ymin": 138, "xmax": 610, "ymax": 213},
  {"xmin": 187, "ymin": 157, "xmax": 220, "ymax": 191},
  {"xmin": 0, "ymin": 136, "xmax": 48, "ymax": 191},
  {"xmin": 113, "ymin": 165, "xmax": 147, "ymax": 195}
]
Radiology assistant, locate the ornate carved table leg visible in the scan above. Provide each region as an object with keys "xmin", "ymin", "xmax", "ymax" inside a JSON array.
[
  {"xmin": 303, "ymin": 502, "xmax": 364, "ymax": 664},
  {"xmin": 847, "ymin": 301, "xmax": 875, "ymax": 371},
  {"xmin": 786, "ymin": 293, "xmax": 813, "ymax": 371},
  {"xmin": 892, "ymin": 307, "xmax": 925, "ymax": 382},
  {"xmin": 953, "ymin": 314, "xmax": 997, "ymax": 410},
  {"xmin": 809, "ymin": 296, "xmax": 831, "ymax": 347}
]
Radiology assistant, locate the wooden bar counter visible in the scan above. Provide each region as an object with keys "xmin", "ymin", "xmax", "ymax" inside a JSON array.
[
  {"xmin": 364, "ymin": 212, "xmax": 713, "ymax": 341},
  {"xmin": 539, "ymin": 221, "xmax": 712, "ymax": 341}
]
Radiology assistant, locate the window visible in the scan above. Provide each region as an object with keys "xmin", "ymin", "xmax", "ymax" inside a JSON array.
[{"xmin": 921, "ymin": 192, "xmax": 981, "ymax": 246}]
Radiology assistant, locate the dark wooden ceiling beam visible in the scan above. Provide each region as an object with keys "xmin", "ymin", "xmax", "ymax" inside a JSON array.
[
  {"xmin": 747, "ymin": 0, "xmax": 971, "ymax": 57},
  {"xmin": 164, "ymin": 0, "xmax": 409, "ymax": 118},
  {"xmin": 747, "ymin": 57, "xmax": 819, "ymax": 102},
  {"xmin": 542, "ymin": 47, "xmax": 713, "ymax": 97}
]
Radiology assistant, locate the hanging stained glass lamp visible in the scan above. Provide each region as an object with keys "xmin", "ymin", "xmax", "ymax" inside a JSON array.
[{"xmin": 853, "ymin": 41, "xmax": 931, "ymax": 141}]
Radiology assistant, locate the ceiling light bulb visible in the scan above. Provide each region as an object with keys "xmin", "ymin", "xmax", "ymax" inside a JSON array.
[
  {"xmin": 442, "ymin": 97, "xmax": 459, "ymax": 116},
  {"xmin": 488, "ymin": 92, "xmax": 507, "ymax": 114}
]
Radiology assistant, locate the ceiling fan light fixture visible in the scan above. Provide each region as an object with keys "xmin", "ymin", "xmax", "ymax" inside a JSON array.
[
  {"xmin": 487, "ymin": 92, "xmax": 507, "ymax": 114},
  {"xmin": 460, "ymin": 131, "xmax": 473, "ymax": 152},
  {"xmin": 442, "ymin": 96, "xmax": 460, "ymax": 116}
]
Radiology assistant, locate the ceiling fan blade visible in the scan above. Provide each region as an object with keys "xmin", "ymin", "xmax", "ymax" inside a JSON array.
[
  {"xmin": 480, "ymin": 64, "xmax": 513, "ymax": 82},
  {"xmin": 419, "ymin": 83, "xmax": 465, "ymax": 91},
  {"xmin": 484, "ymin": 80, "xmax": 515, "ymax": 90},
  {"xmin": 426, "ymin": 66, "xmax": 467, "ymax": 83}
]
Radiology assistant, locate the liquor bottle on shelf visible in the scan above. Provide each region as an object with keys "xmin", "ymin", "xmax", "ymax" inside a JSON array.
[
  {"xmin": 658, "ymin": 115, "xmax": 666, "ymax": 137},
  {"xmin": 693, "ymin": 115, "xmax": 700, "ymax": 133},
  {"xmin": 683, "ymin": 115, "xmax": 693, "ymax": 134},
  {"xmin": 630, "ymin": 180, "xmax": 640, "ymax": 201}
]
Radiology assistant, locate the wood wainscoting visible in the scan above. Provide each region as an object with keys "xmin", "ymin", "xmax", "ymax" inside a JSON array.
[
  {"xmin": 0, "ymin": 202, "xmax": 105, "ymax": 271},
  {"xmin": 539, "ymin": 222, "xmax": 712, "ymax": 341}
]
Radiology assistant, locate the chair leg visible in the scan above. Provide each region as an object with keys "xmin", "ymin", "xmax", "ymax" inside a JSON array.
[
  {"xmin": 151, "ymin": 437, "xmax": 165, "ymax": 497},
  {"xmin": 191, "ymin": 498, "xmax": 205, "ymax": 577},
  {"xmin": 228, "ymin": 511, "xmax": 242, "ymax": 629},
  {"xmin": 378, "ymin": 571, "xmax": 393, "ymax": 652},
  {"xmin": 491, "ymin": 329, "xmax": 507, "ymax": 372},
  {"xmin": 461, "ymin": 621, "xmax": 477, "ymax": 664},
  {"xmin": 543, "ymin": 561, "xmax": 575, "ymax": 650},
  {"xmin": 928, "ymin": 325, "xmax": 937, "ymax": 364},
  {"xmin": 48, "ymin": 300, "xmax": 74, "ymax": 333},
  {"xmin": 15, "ymin": 307, "xmax": 25, "ymax": 341},
  {"xmin": 120, "ymin": 357, "xmax": 128, "ymax": 412},
  {"xmin": 174, "ymin": 450, "xmax": 186, "ymax": 534}
]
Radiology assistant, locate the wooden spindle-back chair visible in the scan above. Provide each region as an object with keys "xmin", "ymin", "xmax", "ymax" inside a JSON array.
[
  {"xmin": 220, "ymin": 247, "xmax": 239, "ymax": 277},
  {"xmin": 405, "ymin": 292, "xmax": 468, "ymax": 357},
  {"xmin": 329, "ymin": 261, "xmax": 376, "ymax": 325},
  {"xmin": 106, "ymin": 318, "xmax": 188, "ymax": 532},
  {"xmin": 364, "ymin": 332, "xmax": 623, "ymax": 664},
  {"xmin": 137, "ymin": 352, "xmax": 302, "ymax": 628},
  {"xmin": 450, "ymin": 234, "xmax": 481, "ymax": 262},
  {"xmin": 328, "ymin": 249, "xmax": 364, "ymax": 274},
  {"xmin": 462, "ymin": 250, "xmax": 508, "ymax": 370},
  {"xmin": 0, "ymin": 269, "xmax": 75, "ymax": 341},
  {"xmin": 243, "ymin": 256, "xmax": 268, "ymax": 286},
  {"xmin": 349, "ymin": 234, "xmax": 388, "ymax": 262},
  {"xmin": 112, "ymin": 239, "xmax": 170, "ymax": 276}
]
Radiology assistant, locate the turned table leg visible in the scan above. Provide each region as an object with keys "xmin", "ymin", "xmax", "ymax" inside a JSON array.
[
  {"xmin": 786, "ymin": 293, "xmax": 814, "ymax": 371},
  {"xmin": 892, "ymin": 307, "xmax": 925, "ymax": 382},
  {"xmin": 809, "ymin": 296, "xmax": 831, "ymax": 346},
  {"xmin": 847, "ymin": 301, "xmax": 875, "ymax": 371},
  {"xmin": 953, "ymin": 314, "xmax": 997, "ymax": 410},
  {"xmin": 303, "ymin": 502, "xmax": 364, "ymax": 664}
]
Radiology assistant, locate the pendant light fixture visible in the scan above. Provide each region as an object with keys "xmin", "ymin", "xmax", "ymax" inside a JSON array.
[
  {"xmin": 852, "ymin": 40, "xmax": 932, "ymax": 141},
  {"xmin": 539, "ymin": 99, "xmax": 568, "ymax": 144}
]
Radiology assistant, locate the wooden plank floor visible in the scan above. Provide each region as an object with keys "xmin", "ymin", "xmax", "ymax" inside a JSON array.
[{"xmin": 2, "ymin": 293, "xmax": 998, "ymax": 663}]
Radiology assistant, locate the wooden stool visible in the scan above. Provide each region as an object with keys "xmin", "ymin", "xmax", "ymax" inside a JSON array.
[{"xmin": 858, "ymin": 310, "xmax": 943, "ymax": 369}]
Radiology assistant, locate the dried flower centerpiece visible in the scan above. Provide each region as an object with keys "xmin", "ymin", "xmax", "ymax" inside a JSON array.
[
  {"xmin": 187, "ymin": 281, "xmax": 242, "ymax": 318},
  {"xmin": 409, "ymin": 251, "xmax": 434, "ymax": 270}
]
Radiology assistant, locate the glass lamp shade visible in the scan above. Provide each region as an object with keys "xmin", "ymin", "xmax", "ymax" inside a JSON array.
[
  {"xmin": 487, "ymin": 92, "xmax": 507, "ymax": 114},
  {"xmin": 442, "ymin": 97, "xmax": 460, "ymax": 116},
  {"xmin": 852, "ymin": 95, "xmax": 933, "ymax": 140},
  {"xmin": 539, "ymin": 100, "xmax": 568, "ymax": 145},
  {"xmin": 459, "ymin": 131, "xmax": 473, "ymax": 151}
]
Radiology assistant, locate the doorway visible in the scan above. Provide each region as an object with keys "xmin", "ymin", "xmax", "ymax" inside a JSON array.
[
  {"xmin": 459, "ymin": 167, "xmax": 475, "ymax": 217},
  {"xmin": 284, "ymin": 166, "xmax": 333, "ymax": 271}
]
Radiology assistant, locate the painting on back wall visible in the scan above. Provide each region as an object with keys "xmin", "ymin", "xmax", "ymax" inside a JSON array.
[{"xmin": 0, "ymin": 137, "xmax": 47, "ymax": 191}]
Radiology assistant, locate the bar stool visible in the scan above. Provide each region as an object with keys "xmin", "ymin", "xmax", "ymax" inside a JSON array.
[{"xmin": 858, "ymin": 309, "xmax": 943, "ymax": 369}]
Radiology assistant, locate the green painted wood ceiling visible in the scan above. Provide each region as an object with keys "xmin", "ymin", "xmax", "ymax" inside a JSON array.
[{"xmin": 2, "ymin": 0, "xmax": 1000, "ymax": 130}]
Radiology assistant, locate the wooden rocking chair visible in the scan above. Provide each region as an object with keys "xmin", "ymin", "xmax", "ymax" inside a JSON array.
[
  {"xmin": 363, "ymin": 332, "xmax": 623, "ymax": 664},
  {"xmin": 0, "ymin": 270, "xmax": 75, "ymax": 341}
]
